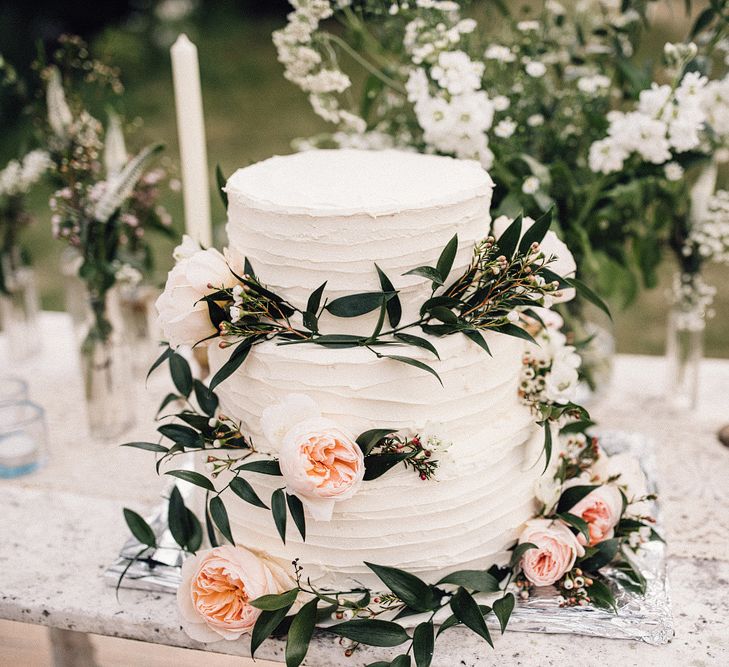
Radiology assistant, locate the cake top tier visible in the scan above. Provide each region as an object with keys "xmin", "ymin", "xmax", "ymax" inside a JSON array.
[{"xmin": 225, "ymin": 149, "xmax": 493, "ymax": 217}]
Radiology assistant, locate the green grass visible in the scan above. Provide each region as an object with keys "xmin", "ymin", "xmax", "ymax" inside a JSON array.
[{"xmin": 4, "ymin": 6, "xmax": 728, "ymax": 357}]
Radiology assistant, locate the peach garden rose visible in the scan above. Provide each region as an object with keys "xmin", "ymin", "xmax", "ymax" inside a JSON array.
[
  {"xmin": 567, "ymin": 483, "xmax": 623, "ymax": 546},
  {"xmin": 519, "ymin": 519, "xmax": 585, "ymax": 587},
  {"xmin": 177, "ymin": 545, "xmax": 293, "ymax": 642},
  {"xmin": 278, "ymin": 416, "xmax": 365, "ymax": 521}
]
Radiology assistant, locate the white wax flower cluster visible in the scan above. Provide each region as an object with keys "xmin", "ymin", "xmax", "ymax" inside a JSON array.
[
  {"xmin": 0, "ymin": 150, "xmax": 51, "ymax": 198},
  {"xmin": 589, "ymin": 53, "xmax": 729, "ymax": 174},
  {"xmin": 273, "ymin": 0, "xmax": 366, "ymax": 134},
  {"xmin": 689, "ymin": 190, "xmax": 729, "ymax": 266}
]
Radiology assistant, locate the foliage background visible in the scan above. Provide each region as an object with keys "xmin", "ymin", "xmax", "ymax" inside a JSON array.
[{"xmin": 0, "ymin": 0, "xmax": 727, "ymax": 356}]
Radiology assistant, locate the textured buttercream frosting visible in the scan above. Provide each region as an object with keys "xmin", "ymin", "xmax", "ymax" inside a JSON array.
[{"xmin": 209, "ymin": 149, "xmax": 541, "ymax": 590}]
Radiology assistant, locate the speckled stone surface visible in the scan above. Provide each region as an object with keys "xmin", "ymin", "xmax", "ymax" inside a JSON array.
[{"xmin": 1, "ymin": 313, "xmax": 728, "ymax": 665}]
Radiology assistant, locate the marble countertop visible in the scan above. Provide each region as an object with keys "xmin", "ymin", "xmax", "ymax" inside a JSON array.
[{"xmin": 1, "ymin": 312, "xmax": 728, "ymax": 666}]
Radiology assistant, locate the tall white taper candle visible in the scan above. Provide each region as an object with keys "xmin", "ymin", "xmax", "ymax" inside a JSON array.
[{"xmin": 171, "ymin": 34, "xmax": 213, "ymax": 247}]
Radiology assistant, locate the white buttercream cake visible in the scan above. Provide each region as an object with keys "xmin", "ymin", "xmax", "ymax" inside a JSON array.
[{"xmin": 208, "ymin": 149, "xmax": 542, "ymax": 590}]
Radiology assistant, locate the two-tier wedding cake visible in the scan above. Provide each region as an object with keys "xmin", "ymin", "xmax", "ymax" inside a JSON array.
[{"xmin": 206, "ymin": 149, "xmax": 542, "ymax": 590}]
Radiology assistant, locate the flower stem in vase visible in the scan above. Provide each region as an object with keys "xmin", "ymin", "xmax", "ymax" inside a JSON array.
[
  {"xmin": 0, "ymin": 246, "xmax": 41, "ymax": 362},
  {"xmin": 79, "ymin": 287, "xmax": 136, "ymax": 440}
]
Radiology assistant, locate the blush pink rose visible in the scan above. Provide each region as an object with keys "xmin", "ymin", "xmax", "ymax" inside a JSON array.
[
  {"xmin": 567, "ymin": 484, "xmax": 623, "ymax": 546},
  {"xmin": 177, "ymin": 545, "xmax": 293, "ymax": 642},
  {"xmin": 519, "ymin": 519, "xmax": 585, "ymax": 587},
  {"xmin": 279, "ymin": 417, "xmax": 365, "ymax": 522}
]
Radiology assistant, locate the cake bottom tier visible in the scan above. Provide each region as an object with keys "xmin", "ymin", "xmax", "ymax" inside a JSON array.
[{"xmin": 219, "ymin": 423, "xmax": 543, "ymax": 591}]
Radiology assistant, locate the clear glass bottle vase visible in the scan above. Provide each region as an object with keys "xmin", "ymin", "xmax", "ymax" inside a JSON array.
[
  {"xmin": 665, "ymin": 272, "xmax": 708, "ymax": 410},
  {"xmin": 0, "ymin": 248, "xmax": 41, "ymax": 361},
  {"xmin": 79, "ymin": 287, "xmax": 136, "ymax": 440}
]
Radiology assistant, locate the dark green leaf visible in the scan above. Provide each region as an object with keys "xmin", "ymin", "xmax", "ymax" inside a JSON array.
[
  {"xmin": 492, "ymin": 593, "xmax": 515, "ymax": 634},
  {"xmin": 494, "ymin": 323, "xmax": 536, "ymax": 345},
  {"xmin": 209, "ymin": 495, "xmax": 234, "ymax": 544},
  {"xmin": 413, "ymin": 621, "xmax": 434, "ymax": 667},
  {"xmin": 251, "ymin": 604, "xmax": 294, "ymax": 657},
  {"xmin": 287, "ymin": 493, "xmax": 306, "ymax": 541},
  {"xmin": 169, "ymin": 352, "xmax": 193, "ymax": 397},
  {"xmin": 557, "ymin": 512, "xmax": 591, "ymax": 543},
  {"xmin": 436, "ymin": 614, "xmax": 460, "ymax": 637},
  {"xmin": 123, "ymin": 508, "xmax": 156, "ymax": 548},
  {"xmin": 363, "ymin": 452, "xmax": 410, "ymax": 480},
  {"xmin": 566, "ymin": 277, "xmax": 612, "ymax": 320},
  {"xmin": 509, "ymin": 542, "xmax": 537, "ymax": 568},
  {"xmin": 587, "ymin": 579, "xmax": 617, "ymax": 611},
  {"xmin": 429, "ymin": 306, "xmax": 458, "ymax": 324},
  {"xmin": 156, "ymin": 393, "xmax": 181, "ymax": 416},
  {"xmin": 146, "ymin": 345, "xmax": 172, "ymax": 382},
  {"xmin": 327, "ymin": 619, "xmax": 409, "ymax": 647},
  {"xmin": 303, "ymin": 311, "xmax": 318, "ymax": 332},
  {"xmin": 557, "ymin": 485, "xmax": 600, "ymax": 514},
  {"xmin": 436, "ymin": 233, "xmax": 458, "ymax": 283},
  {"xmin": 326, "ymin": 292, "xmax": 394, "ymax": 318},
  {"xmin": 193, "ymin": 379, "xmax": 218, "ymax": 417},
  {"xmin": 391, "ymin": 656, "xmax": 411, "ymax": 667},
  {"xmin": 285, "ymin": 597, "xmax": 318, "ymax": 667},
  {"xmin": 559, "ymin": 419, "xmax": 595, "ymax": 434},
  {"xmin": 307, "ymin": 281, "xmax": 327, "ymax": 315},
  {"xmin": 168, "ymin": 486, "xmax": 202, "ymax": 552},
  {"xmin": 235, "ymin": 459, "xmax": 282, "ymax": 475},
  {"xmin": 272, "ymin": 488, "xmax": 287, "ymax": 544},
  {"xmin": 209, "ymin": 340, "xmax": 253, "ymax": 391},
  {"xmin": 215, "ymin": 163, "xmax": 228, "ymax": 209},
  {"xmin": 166, "ymin": 469, "xmax": 215, "ymax": 491},
  {"xmin": 449, "ymin": 588, "xmax": 492, "ymax": 646},
  {"xmin": 495, "ymin": 213, "xmax": 522, "ymax": 258},
  {"xmin": 307, "ymin": 334, "xmax": 368, "ymax": 348},
  {"xmin": 579, "ymin": 538, "xmax": 620, "ymax": 572},
  {"xmin": 519, "ymin": 208, "xmax": 553, "ymax": 253},
  {"xmin": 420, "ymin": 295, "xmax": 460, "ymax": 316},
  {"xmin": 229, "ymin": 476, "xmax": 269, "ymax": 509},
  {"xmin": 690, "ymin": 6, "xmax": 714, "ymax": 38},
  {"xmin": 462, "ymin": 330, "xmax": 491, "ymax": 356},
  {"xmin": 403, "ymin": 265, "xmax": 444, "ymax": 286},
  {"xmin": 364, "ymin": 562, "xmax": 436, "ymax": 612},
  {"xmin": 436, "ymin": 570, "xmax": 499, "ymax": 592},
  {"xmin": 356, "ymin": 428, "xmax": 396, "ymax": 455},
  {"xmin": 381, "ymin": 355, "xmax": 442, "ymax": 386},
  {"xmin": 244, "ymin": 257, "xmax": 255, "ymax": 278},
  {"xmin": 394, "ymin": 333, "xmax": 440, "ymax": 359},
  {"xmin": 250, "ymin": 587, "xmax": 301, "ymax": 610},
  {"xmin": 205, "ymin": 496, "xmax": 219, "ymax": 547},
  {"xmin": 376, "ymin": 264, "xmax": 402, "ymax": 327},
  {"xmin": 121, "ymin": 441, "xmax": 169, "ymax": 453},
  {"xmin": 158, "ymin": 424, "xmax": 203, "ymax": 448},
  {"xmin": 541, "ymin": 420, "xmax": 553, "ymax": 472}
]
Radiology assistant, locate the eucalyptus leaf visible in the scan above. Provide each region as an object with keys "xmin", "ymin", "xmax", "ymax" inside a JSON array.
[
  {"xmin": 518, "ymin": 207, "xmax": 553, "ymax": 253},
  {"xmin": 363, "ymin": 452, "xmax": 410, "ymax": 480},
  {"xmin": 158, "ymin": 424, "xmax": 203, "ymax": 449},
  {"xmin": 287, "ymin": 493, "xmax": 307, "ymax": 541},
  {"xmin": 166, "ymin": 469, "xmax": 215, "ymax": 491},
  {"xmin": 250, "ymin": 587, "xmax": 300, "ymax": 610},
  {"xmin": 403, "ymin": 265, "xmax": 443, "ymax": 286},
  {"xmin": 429, "ymin": 306, "xmax": 458, "ymax": 324},
  {"xmin": 494, "ymin": 323, "xmax": 536, "ymax": 345},
  {"xmin": 393, "ymin": 333, "xmax": 440, "ymax": 359},
  {"xmin": 436, "ymin": 233, "xmax": 458, "ymax": 283},
  {"xmin": 413, "ymin": 620, "xmax": 434, "ymax": 667},
  {"xmin": 381, "ymin": 355, "xmax": 442, "ymax": 386},
  {"xmin": 492, "ymin": 593, "xmax": 515, "ymax": 634},
  {"xmin": 147, "ymin": 346, "xmax": 172, "ymax": 382},
  {"xmin": 462, "ymin": 330, "xmax": 491, "ymax": 356},
  {"xmin": 327, "ymin": 619, "xmax": 409, "ymax": 647},
  {"xmin": 156, "ymin": 393, "xmax": 181, "ymax": 416},
  {"xmin": 307, "ymin": 281, "xmax": 327, "ymax": 315},
  {"xmin": 193, "ymin": 379, "xmax": 218, "ymax": 417},
  {"xmin": 168, "ymin": 485, "xmax": 202, "ymax": 553},
  {"xmin": 235, "ymin": 459, "xmax": 282, "ymax": 475},
  {"xmin": 251, "ymin": 604, "xmax": 294, "ymax": 657},
  {"xmin": 376, "ymin": 264, "xmax": 402, "ymax": 327},
  {"xmin": 436, "ymin": 570, "xmax": 499, "ymax": 592},
  {"xmin": 209, "ymin": 340, "xmax": 253, "ymax": 391},
  {"xmin": 121, "ymin": 441, "xmax": 169, "ymax": 454},
  {"xmin": 285, "ymin": 597, "xmax": 318, "ymax": 667},
  {"xmin": 123, "ymin": 508, "xmax": 156, "ymax": 548},
  {"xmin": 365, "ymin": 562, "xmax": 436, "ymax": 612},
  {"xmin": 229, "ymin": 476, "xmax": 269, "ymax": 509},
  {"xmin": 209, "ymin": 495, "xmax": 234, "ymax": 544},
  {"xmin": 449, "ymin": 588, "xmax": 492, "ymax": 646},
  {"xmin": 326, "ymin": 292, "xmax": 394, "ymax": 318},
  {"xmin": 356, "ymin": 428, "xmax": 395, "ymax": 455},
  {"xmin": 495, "ymin": 213, "xmax": 522, "ymax": 258},
  {"xmin": 272, "ymin": 488, "xmax": 287, "ymax": 544}
]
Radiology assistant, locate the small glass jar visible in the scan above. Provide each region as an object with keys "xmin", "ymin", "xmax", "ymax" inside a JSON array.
[{"xmin": 0, "ymin": 400, "xmax": 48, "ymax": 478}]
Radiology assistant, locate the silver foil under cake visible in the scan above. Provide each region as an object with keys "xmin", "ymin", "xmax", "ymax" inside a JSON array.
[{"xmin": 104, "ymin": 429, "xmax": 673, "ymax": 645}]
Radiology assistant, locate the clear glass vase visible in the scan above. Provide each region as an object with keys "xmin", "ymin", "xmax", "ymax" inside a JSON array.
[
  {"xmin": 0, "ymin": 249, "xmax": 41, "ymax": 361},
  {"xmin": 79, "ymin": 288, "xmax": 136, "ymax": 440},
  {"xmin": 665, "ymin": 272, "xmax": 709, "ymax": 410},
  {"xmin": 118, "ymin": 282, "xmax": 162, "ymax": 377}
]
